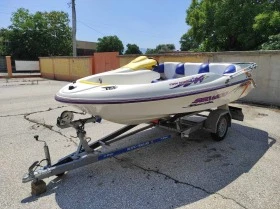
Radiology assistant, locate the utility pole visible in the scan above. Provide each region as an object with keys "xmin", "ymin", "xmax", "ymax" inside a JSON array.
[{"xmin": 72, "ymin": 0, "xmax": 77, "ymax": 56}]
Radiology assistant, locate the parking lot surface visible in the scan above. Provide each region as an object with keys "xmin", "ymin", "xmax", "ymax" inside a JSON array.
[{"xmin": 0, "ymin": 78, "xmax": 280, "ymax": 209}]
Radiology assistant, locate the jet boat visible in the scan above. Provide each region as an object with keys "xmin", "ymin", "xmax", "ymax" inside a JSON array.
[{"xmin": 55, "ymin": 56, "xmax": 257, "ymax": 124}]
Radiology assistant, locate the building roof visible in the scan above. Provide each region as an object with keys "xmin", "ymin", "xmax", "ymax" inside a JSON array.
[{"xmin": 76, "ymin": 40, "xmax": 97, "ymax": 50}]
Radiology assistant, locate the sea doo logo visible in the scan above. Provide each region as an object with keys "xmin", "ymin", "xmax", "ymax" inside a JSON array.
[
  {"xmin": 169, "ymin": 75, "xmax": 207, "ymax": 89},
  {"xmin": 188, "ymin": 92, "xmax": 229, "ymax": 107}
]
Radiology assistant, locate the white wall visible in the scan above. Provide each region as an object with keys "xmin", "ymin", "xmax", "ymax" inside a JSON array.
[
  {"xmin": 15, "ymin": 61, "xmax": 39, "ymax": 71},
  {"xmin": 212, "ymin": 51, "xmax": 280, "ymax": 106}
]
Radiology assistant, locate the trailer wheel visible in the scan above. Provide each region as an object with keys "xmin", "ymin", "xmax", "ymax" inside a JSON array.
[{"xmin": 211, "ymin": 115, "xmax": 229, "ymax": 141}]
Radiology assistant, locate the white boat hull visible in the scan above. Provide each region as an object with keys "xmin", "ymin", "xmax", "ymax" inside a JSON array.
[
  {"xmin": 57, "ymin": 80, "xmax": 253, "ymax": 124},
  {"xmin": 55, "ymin": 57, "xmax": 256, "ymax": 124}
]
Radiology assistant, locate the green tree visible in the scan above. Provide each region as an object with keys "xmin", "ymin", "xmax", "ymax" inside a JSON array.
[
  {"xmin": 180, "ymin": 31, "xmax": 199, "ymax": 51},
  {"xmin": 4, "ymin": 8, "xmax": 71, "ymax": 59},
  {"xmin": 145, "ymin": 44, "xmax": 175, "ymax": 54},
  {"xmin": 253, "ymin": 11, "xmax": 280, "ymax": 35},
  {"xmin": 261, "ymin": 34, "xmax": 280, "ymax": 50},
  {"xmin": 253, "ymin": 1, "xmax": 280, "ymax": 49},
  {"xmin": 96, "ymin": 35, "xmax": 124, "ymax": 54},
  {"xmin": 253, "ymin": 10, "xmax": 280, "ymax": 45},
  {"xmin": 124, "ymin": 43, "xmax": 142, "ymax": 55},
  {"xmin": 181, "ymin": 0, "xmax": 275, "ymax": 51},
  {"xmin": 0, "ymin": 28, "xmax": 10, "ymax": 55},
  {"xmin": 145, "ymin": 48, "xmax": 157, "ymax": 54},
  {"xmin": 156, "ymin": 44, "xmax": 175, "ymax": 52}
]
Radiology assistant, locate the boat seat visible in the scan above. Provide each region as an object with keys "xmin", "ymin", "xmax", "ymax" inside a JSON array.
[
  {"xmin": 153, "ymin": 62, "xmax": 181, "ymax": 79},
  {"xmin": 174, "ymin": 63, "xmax": 185, "ymax": 78},
  {"xmin": 184, "ymin": 63, "xmax": 240, "ymax": 76},
  {"xmin": 209, "ymin": 63, "xmax": 240, "ymax": 75},
  {"xmin": 153, "ymin": 62, "xmax": 240, "ymax": 80},
  {"xmin": 223, "ymin": 64, "xmax": 240, "ymax": 74},
  {"xmin": 184, "ymin": 63, "xmax": 203, "ymax": 76},
  {"xmin": 209, "ymin": 63, "xmax": 230, "ymax": 75},
  {"xmin": 198, "ymin": 63, "xmax": 210, "ymax": 74},
  {"xmin": 153, "ymin": 63, "xmax": 165, "ymax": 78}
]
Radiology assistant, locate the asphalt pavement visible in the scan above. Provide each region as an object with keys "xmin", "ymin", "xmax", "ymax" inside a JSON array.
[{"xmin": 0, "ymin": 78, "xmax": 279, "ymax": 209}]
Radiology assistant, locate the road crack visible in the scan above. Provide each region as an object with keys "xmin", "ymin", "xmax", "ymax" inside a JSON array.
[
  {"xmin": 115, "ymin": 157, "xmax": 248, "ymax": 209},
  {"xmin": 0, "ymin": 106, "xmax": 64, "ymax": 118},
  {"xmin": 22, "ymin": 106, "xmax": 78, "ymax": 145},
  {"xmin": 0, "ymin": 113, "xmax": 26, "ymax": 117}
]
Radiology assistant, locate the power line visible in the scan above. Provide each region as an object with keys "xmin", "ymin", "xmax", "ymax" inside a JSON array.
[
  {"xmin": 77, "ymin": 20, "xmax": 106, "ymax": 36},
  {"xmin": 77, "ymin": 20, "xmax": 174, "ymax": 40},
  {"xmin": 78, "ymin": 19, "xmax": 176, "ymax": 40}
]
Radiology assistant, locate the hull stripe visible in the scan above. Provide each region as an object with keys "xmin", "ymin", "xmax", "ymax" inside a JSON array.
[{"xmin": 55, "ymin": 79, "xmax": 251, "ymax": 104}]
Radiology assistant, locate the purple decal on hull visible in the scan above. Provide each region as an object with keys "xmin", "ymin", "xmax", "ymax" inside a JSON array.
[
  {"xmin": 169, "ymin": 75, "xmax": 208, "ymax": 89},
  {"xmin": 188, "ymin": 91, "xmax": 229, "ymax": 107}
]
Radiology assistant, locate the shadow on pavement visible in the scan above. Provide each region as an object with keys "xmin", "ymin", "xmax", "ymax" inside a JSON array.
[{"xmin": 21, "ymin": 122, "xmax": 273, "ymax": 208}]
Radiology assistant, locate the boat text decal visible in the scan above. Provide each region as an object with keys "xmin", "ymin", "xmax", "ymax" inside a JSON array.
[
  {"xmin": 169, "ymin": 75, "xmax": 208, "ymax": 89},
  {"xmin": 187, "ymin": 91, "xmax": 229, "ymax": 107}
]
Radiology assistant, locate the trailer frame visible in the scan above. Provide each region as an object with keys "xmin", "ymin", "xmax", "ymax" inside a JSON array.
[{"xmin": 22, "ymin": 105, "xmax": 243, "ymax": 195}]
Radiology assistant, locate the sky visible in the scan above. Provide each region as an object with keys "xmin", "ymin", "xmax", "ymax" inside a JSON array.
[{"xmin": 0, "ymin": 0, "xmax": 191, "ymax": 50}]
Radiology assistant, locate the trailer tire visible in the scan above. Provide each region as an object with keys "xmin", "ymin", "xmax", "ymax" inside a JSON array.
[{"xmin": 211, "ymin": 115, "xmax": 229, "ymax": 141}]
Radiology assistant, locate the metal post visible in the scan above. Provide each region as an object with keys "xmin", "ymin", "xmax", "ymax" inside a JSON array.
[
  {"xmin": 72, "ymin": 0, "xmax": 77, "ymax": 57},
  {"xmin": 43, "ymin": 143, "xmax": 51, "ymax": 166},
  {"xmin": 77, "ymin": 129, "xmax": 93, "ymax": 153}
]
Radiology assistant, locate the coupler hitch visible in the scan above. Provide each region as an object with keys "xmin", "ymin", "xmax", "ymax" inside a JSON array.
[
  {"xmin": 22, "ymin": 135, "xmax": 52, "ymax": 195},
  {"xmin": 22, "ymin": 112, "xmax": 102, "ymax": 195}
]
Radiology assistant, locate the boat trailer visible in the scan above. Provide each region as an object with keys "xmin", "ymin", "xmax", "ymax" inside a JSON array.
[{"xmin": 22, "ymin": 105, "xmax": 243, "ymax": 195}]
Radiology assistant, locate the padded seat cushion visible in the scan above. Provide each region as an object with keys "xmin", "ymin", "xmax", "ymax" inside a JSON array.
[
  {"xmin": 198, "ymin": 63, "xmax": 210, "ymax": 74},
  {"xmin": 164, "ymin": 62, "xmax": 180, "ymax": 79},
  {"xmin": 184, "ymin": 63, "xmax": 201, "ymax": 76},
  {"xmin": 174, "ymin": 63, "xmax": 185, "ymax": 78},
  {"xmin": 153, "ymin": 62, "xmax": 239, "ymax": 79},
  {"xmin": 223, "ymin": 64, "xmax": 236, "ymax": 74}
]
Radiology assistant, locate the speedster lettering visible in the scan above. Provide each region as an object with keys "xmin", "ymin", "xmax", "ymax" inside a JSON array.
[{"xmin": 189, "ymin": 92, "xmax": 228, "ymax": 107}]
